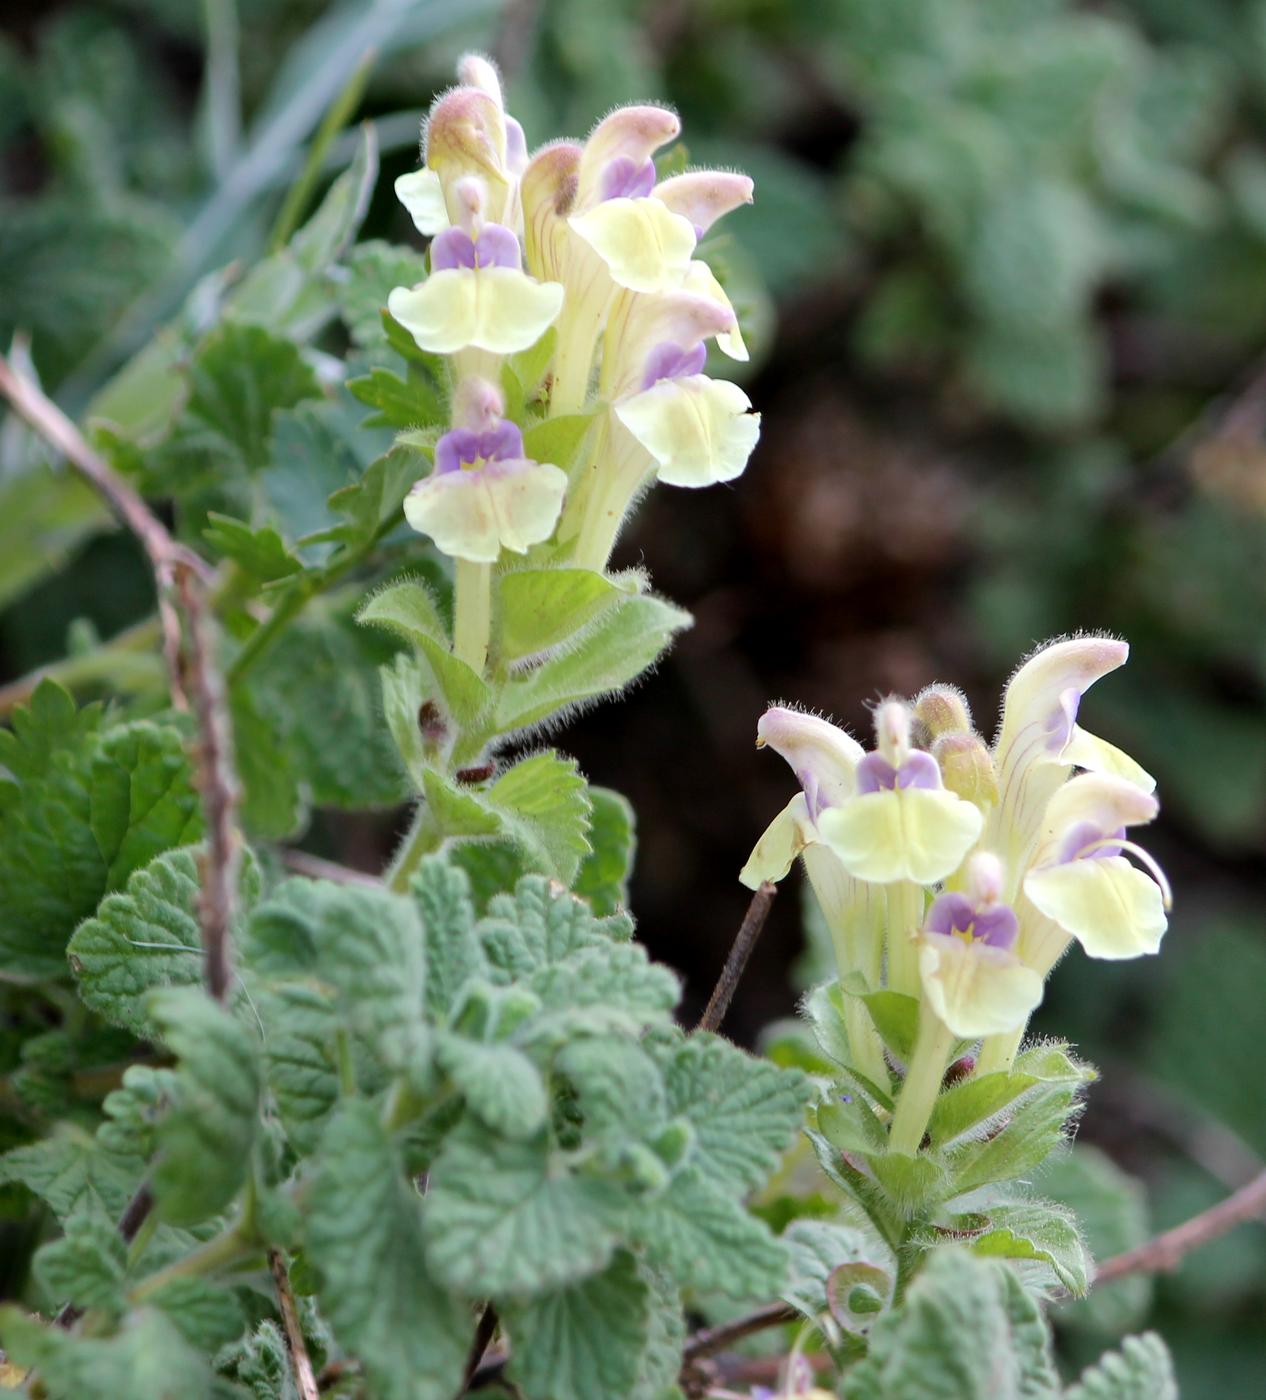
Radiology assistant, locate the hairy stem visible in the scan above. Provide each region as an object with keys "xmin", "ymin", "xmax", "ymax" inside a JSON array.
[
  {"xmin": 884, "ymin": 881, "xmax": 924, "ymax": 1001},
  {"xmin": 129, "ymin": 1224, "xmax": 254, "ymax": 1303},
  {"xmin": 453, "ymin": 558, "xmax": 492, "ymax": 673},
  {"xmin": 385, "ymin": 803, "xmax": 444, "ymax": 893},
  {"xmin": 889, "ymin": 1013, "xmax": 955, "ymax": 1156}
]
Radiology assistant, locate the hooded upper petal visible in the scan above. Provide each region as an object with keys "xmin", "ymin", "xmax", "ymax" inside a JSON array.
[
  {"xmin": 653, "ymin": 170, "xmax": 754, "ymax": 236},
  {"xmin": 613, "ymin": 374, "xmax": 759, "ymax": 487},
  {"xmin": 755, "ymin": 707, "xmax": 864, "ymax": 819},
  {"xmin": 387, "ymin": 268, "xmax": 563, "ymax": 355}
]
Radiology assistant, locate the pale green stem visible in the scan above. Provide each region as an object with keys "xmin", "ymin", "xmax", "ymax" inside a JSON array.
[
  {"xmin": 385, "ymin": 802, "xmax": 443, "ymax": 893},
  {"xmin": 129, "ymin": 1223, "xmax": 253, "ymax": 1303},
  {"xmin": 976, "ymin": 1023, "xmax": 1026, "ymax": 1076},
  {"xmin": 885, "ymin": 881, "xmax": 924, "ymax": 1001},
  {"xmin": 888, "ymin": 1012, "xmax": 956, "ymax": 1156},
  {"xmin": 453, "ymin": 558, "xmax": 492, "ymax": 673}
]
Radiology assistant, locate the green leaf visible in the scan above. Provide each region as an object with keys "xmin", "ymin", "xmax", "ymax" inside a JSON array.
[
  {"xmin": 202, "ymin": 514, "xmax": 304, "ymax": 583},
  {"xmin": 503, "ymin": 1250, "xmax": 651, "ymax": 1400},
  {"xmin": 424, "ymin": 1124, "xmax": 629, "ymax": 1296},
  {"xmin": 841, "ymin": 1249, "xmax": 1059, "ymax": 1400},
  {"xmin": 181, "ymin": 322, "xmax": 321, "ymax": 473},
  {"xmin": 338, "ymin": 240, "xmax": 429, "ymax": 347},
  {"xmin": 968, "ymin": 1200, "xmax": 1090, "ymax": 1294},
  {"xmin": 243, "ymin": 878, "xmax": 428, "ymax": 1082},
  {"xmin": 434, "ymin": 1033, "xmax": 547, "ymax": 1139},
  {"xmin": 291, "ymin": 127, "xmax": 378, "ymax": 274},
  {"xmin": 0, "ymin": 689, "xmax": 203, "ymax": 980},
  {"xmin": 0, "ymin": 1306, "xmax": 211, "ymax": 1400},
  {"xmin": 664, "ymin": 1034, "xmax": 810, "ymax": 1194},
  {"xmin": 359, "ymin": 575, "xmax": 447, "ymax": 646},
  {"xmin": 148, "ymin": 988, "xmax": 260, "ymax": 1225},
  {"xmin": 32, "ymin": 1205, "xmax": 127, "ymax": 1317},
  {"xmin": 573, "ymin": 786, "xmax": 635, "ymax": 916},
  {"xmin": 306, "ymin": 1101, "xmax": 474, "ymax": 1400},
  {"xmin": 866, "ymin": 1150, "xmax": 949, "ymax": 1216},
  {"xmin": 145, "ymin": 1277, "xmax": 247, "ymax": 1353},
  {"xmin": 89, "ymin": 721, "xmax": 204, "ymax": 890},
  {"xmin": 817, "ymin": 1094, "xmax": 889, "ymax": 1157},
  {"xmin": 347, "ymin": 364, "xmax": 445, "ymax": 430},
  {"xmin": 861, "ymin": 990, "xmax": 920, "ymax": 1062},
  {"xmin": 496, "ymin": 594, "xmax": 691, "ymax": 733},
  {"xmin": 0, "ymin": 1124, "xmax": 141, "ymax": 1224},
  {"xmin": 486, "ymin": 751, "xmax": 593, "ymax": 883},
  {"xmin": 251, "ymin": 983, "xmax": 339, "ymax": 1157},
  {"xmin": 68, "ymin": 846, "xmax": 261, "ymax": 1039},
  {"xmin": 556, "ymin": 1037, "xmax": 667, "ymax": 1142},
  {"xmin": 526, "ymin": 943, "xmax": 680, "ymax": 1041},
  {"xmin": 928, "ymin": 1068, "xmax": 1040, "ymax": 1148},
  {"xmin": 1043, "ymin": 1146, "xmax": 1152, "ymax": 1335},
  {"xmin": 411, "ymin": 857, "xmax": 488, "ymax": 1019},
  {"xmin": 477, "ymin": 873, "xmax": 633, "ymax": 980},
  {"xmin": 1064, "ymin": 1333, "xmax": 1178, "ymax": 1400},
  {"xmin": 782, "ymin": 1218, "xmax": 873, "ymax": 1323},
  {"xmin": 634, "ymin": 1167, "xmax": 788, "ymax": 1299},
  {"xmin": 230, "ymin": 686, "xmax": 306, "ymax": 840},
  {"xmin": 325, "ymin": 443, "xmax": 422, "ymax": 552},
  {"xmin": 260, "ymin": 400, "xmax": 368, "ymax": 551},
  {"xmin": 497, "ymin": 567, "xmax": 623, "ymax": 662},
  {"xmin": 804, "ymin": 981, "xmax": 894, "ymax": 1107},
  {"xmin": 521, "ymin": 413, "xmax": 596, "ymax": 474}
]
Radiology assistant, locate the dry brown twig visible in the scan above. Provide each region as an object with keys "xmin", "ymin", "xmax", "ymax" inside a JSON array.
[
  {"xmin": 270, "ymin": 1249, "xmax": 321, "ymax": 1400},
  {"xmin": 697, "ymin": 881, "xmax": 777, "ymax": 1034}
]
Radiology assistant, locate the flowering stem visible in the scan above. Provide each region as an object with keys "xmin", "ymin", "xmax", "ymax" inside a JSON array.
[
  {"xmin": 386, "ymin": 804, "xmax": 444, "ymax": 893},
  {"xmin": 885, "ymin": 882, "xmax": 924, "ymax": 1000},
  {"xmin": 976, "ymin": 1023, "xmax": 1026, "ymax": 1076},
  {"xmin": 453, "ymin": 558, "xmax": 492, "ymax": 673},
  {"xmin": 889, "ymin": 1012, "xmax": 955, "ymax": 1156},
  {"xmin": 572, "ymin": 456, "xmax": 648, "ymax": 572}
]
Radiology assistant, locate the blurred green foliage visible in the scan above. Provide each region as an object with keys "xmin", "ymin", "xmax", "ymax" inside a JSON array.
[{"xmin": 1, "ymin": 0, "xmax": 1265, "ymax": 1393}]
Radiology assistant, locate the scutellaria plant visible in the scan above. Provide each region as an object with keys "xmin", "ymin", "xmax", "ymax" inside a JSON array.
[{"xmin": 0, "ymin": 49, "xmax": 1185, "ymax": 1400}]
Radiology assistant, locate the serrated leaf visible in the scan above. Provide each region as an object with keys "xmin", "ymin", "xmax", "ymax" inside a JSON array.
[
  {"xmin": 664, "ymin": 1034, "xmax": 809, "ymax": 1194},
  {"xmin": 573, "ymin": 786, "xmax": 635, "ymax": 916},
  {"xmin": 497, "ymin": 567, "xmax": 623, "ymax": 662},
  {"xmin": 411, "ymin": 857, "xmax": 487, "ymax": 1018},
  {"xmin": 486, "ymin": 751, "xmax": 593, "ymax": 883},
  {"xmin": 243, "ymin": 879, "xmax": 428, "ymax": 1082},
  {"xmin": 358, "ymin": 576, "xmax": 448, "ymax": 647},
  {"xmin": 0, "ymin": 1306, "xmax": 211, "ymax": 1400},
  {"xmin": 148, "ymin": 988, "xmax": 260, "ymax": 1225},
  {"xmin": 434, "ymin": 1033, "xmax": 547, "ymax": 1139},
  {"xmin": 782, "ymin": 1218, "xmax": 873, "ymax": 1323},
  {"xmin": 181, "ymin": 322, "xmax": 321, "ymax": 474},
  {"xmin": 841, "ymin": 1249, "xmax": 1059, "ymax": 1400},
  {"xmin": 97, "ymin": 1066, "xmax": 179, "ymax": 1164},
  {"xmin": 0, "ymin": 687, "xmax": 204, "ymax": 980},
  {"xmin": 968, "ymin": 1200, "xmax": 1090, "ymax": 1294},
  {"xmin": 68, "ymin": 846, "xmax": 261, "ymax": 1038},
  {"xmin": 1064, "ymin": 1333, "xmax": 1178, "ymax": 1400},
  {"xmin": 306, "ymin": 1101, "xmax": 473, "ymax": 1400},
  {"xmin": 252, "ymin": 982, "xmax": 340, "ymax": 1157},
  {"xmin": 339, "ymin": 240, "xmax": 429, "ymax": 347},
  {"xmin": 634, "ymin": 1167, "xmax": 788, "ymax": 1299},
  {"xmin": 230, "ymin": 687, "xmax": 306, "ymax": 840},
  {"xmin": 503, "ymin": 1250, "xmax": 650, "ymax": 1400},
  {"xmin": 347, "ymin": 364, "xmax": 445, "ymax": 429},
  {"xmin": 527, "ymin": 943, "xmax": 680, "ymax": 1041},
  {"xmin": 424, "ymin": 1124, "xmax": 628, "ymax": 1296},
  {"xmin": 203, "ymin": 514, "xmax": 304, "ymax": 583},
  {"xmin": 0, "ymin": 1125, "xmax": 140, "ymax": 1222},
  {"xmin": 928, "ymin": 1068, "xmax": 1040, "ymax": 1148},
  {"xmin": 496, "ymin": 594, "xmax": 691, "ymax": 733},
  {"xmin": 866, "ymin": 1150, "xmax": 949, "ymax": 1215},
  {"xmin": 478, "ymin": 874, "xmax": 632, "ymax": 979},
  {"xmin": 32, "ymin": 1205, "xmax": 126, "ymax": 1317},
  {"xmin": 556, "ymin": 1037, "xmax": 667, "ymax": 1141},
  {"xmin": 145, "ymin": 1277, "xmax": 246, "ymax": 1352},
  {"xmin": 633, "ymin": 1262, "xmax": 686, "ymax": 1400},
  {"xmin": 325, "ymin": 444, "xmax": 422, "ymax": 551}
]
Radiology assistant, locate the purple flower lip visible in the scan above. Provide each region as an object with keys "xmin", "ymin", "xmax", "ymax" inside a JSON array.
[
  {"xmin": 641, "ymin": 339, "xmax": 708, "ymax": 390},
  {"xmin": 856, "ymin": 749, "xmax": 941, "ymax": 794},
  {"xmin": 1044, "ymin": 685, "xmax": 1081, "ymax": 754},
  {"xmin": 926, "ymin": 891, "xmax": 1018, "ymax": 950},
  {"xmin": 1057, "ymin": 820, "xmax": 1126, "ymax": 864},
  {"xmin": 435, "ymin": 421, "xmax": 526, "ymax": 474},
  {"xmin": 430, "ymin": 223, "xmax": 522, "ymax": 272},
  {"xmin": 600, "ymin": 155, "xmax": 657, "ymax": 202}
]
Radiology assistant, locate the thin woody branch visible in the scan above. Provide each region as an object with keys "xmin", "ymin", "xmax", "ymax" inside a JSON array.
[
  {"xmin": 697, "ymin": 882, "xmax": 777, "ymax": 1034},
  {"xmin": 0, "ymin": 352, "xmax": 242, "ymax": 1314},
  {"xmin": 270, "ymin": 1249, "xmax": 321, "ymax": 1400}
]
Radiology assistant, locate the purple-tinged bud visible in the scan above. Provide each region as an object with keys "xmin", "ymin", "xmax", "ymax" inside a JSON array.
[
  {"xmin": 964, "ymin": 851, "xmax": 1005, "ymax": 907},
  {"xmin": 577, "ymin": 105, "xmax": 680, "ymax": 206},
  {"xmin": 932, "ymin": 731, "xmax": 999, "ymax": 807},
  {"xmin": 653, "ymin": 170, "xmax": 754, "ymax": 235},
  {"xmin": 456, "ymin": 52, "xmax": 503, "ymax": 107},
  {"xmin": 943, "ymin": 1055, "xmax": 976, "ymax": 1087},
  {"xmin": 521, "ymin": 141, "xmax": 582, "ymax": 280},
  {"xmin": 424, "ymin": 87, "xmax": 508, "ymax": 218},
  {"xmin": 452, "ymin": 376, "xmax": 504, "ymax": 431},
  {"xmin": 913, "ymin": 685, "xmax": 972, "ymax": 743}
]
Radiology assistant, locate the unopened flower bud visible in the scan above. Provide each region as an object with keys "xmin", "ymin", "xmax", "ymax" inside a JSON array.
[
  {"xmin": 456, "ymin": 52, "xmax": 503, "ymax": 107},
  {"xmin": 452, "ymin": 376, "xmax": 504, "ymax": 431},
  {"xmin": 424, "ymin": 87, "xmax": 508, "ymax": 221},
  {"xmin": 872, "ymin": 698, "xmax": 912, "ymax": 766},
  {"xmin": 913, "ymin": 684, "xmax": 972, "ymax": 743},
  {"xmin": 963, "ymin": 851, "xmax": 1006, "ymax": 907},
  {"xmin": 932, "ymin": 730, "xmax": 999, "ymax": 807}
]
